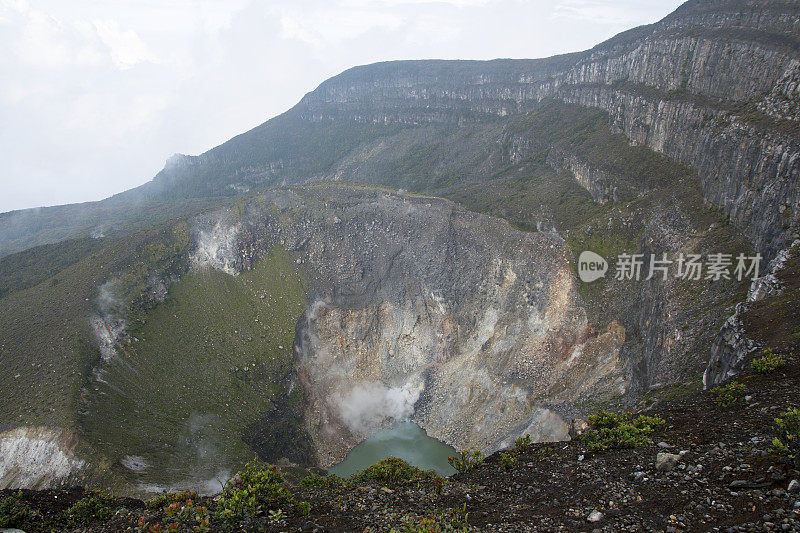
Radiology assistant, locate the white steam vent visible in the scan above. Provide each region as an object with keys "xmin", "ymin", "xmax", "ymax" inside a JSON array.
[
  {"xmin": 191, "ymin": 221, "xmax": 240, "ymax": 274},
  {"xmin": 334, "ymin": 380, "xmax": 423, "ymax": 435},
  {"xmin": 0, "ymin": 427, "xmax": 85, "ymax": 490}
]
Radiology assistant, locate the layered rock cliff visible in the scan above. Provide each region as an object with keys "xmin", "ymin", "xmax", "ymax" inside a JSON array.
[{"xmin": 295, "ymin": 0, "xmax": 800, "ymax": 258}]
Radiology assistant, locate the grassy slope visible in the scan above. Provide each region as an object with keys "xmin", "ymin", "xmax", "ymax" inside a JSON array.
[
  {"xmin": 0, "ymin": 238, "xmax": 107, "ymax": 299},
  {"xmin": 79, "ymin": 245, "xmax": 308, "ymax": 486},
  {"xmin": 0, "ymin": 222, "xmax": 188, "ymax": 430}
]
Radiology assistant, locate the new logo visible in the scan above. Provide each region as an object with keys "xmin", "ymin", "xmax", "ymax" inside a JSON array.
[{"xmin": 578, "ymin": 251, "xmax": 608, "ymax": 283}]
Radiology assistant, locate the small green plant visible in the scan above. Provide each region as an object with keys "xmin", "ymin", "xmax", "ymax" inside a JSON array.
[
  {"xmin": 711, "ymin": 381, "xmax": 746, "ymax": 406},
  {"xmin": 62, "ymin": 490, "xmax": 117, "ymax": 526},
  {"xmin": 500, "ymin": 453, "xmax": 519, "ymax": 470},
  {"xmin": 580, "ymin": 410, "xmax": 665, "ymax": 451},
  {"xmin": 350, "ymin": 457, "xmax": 440, "ymax": 485},
  {"xmin": 298, "ymin": 473, "xmax": 344, "ymax": 487},
  {"xmin": 215, "ymin": 461, "xmax": 310, "ymax": 525},
  {"xmin": 194, "ymin": 513, "xmax": 211, "ymax": 533},
  {"xmin": 514, "ymin": 433, "xmax": 532, "ymax": 450},
  {"xmin": 0, "ymin": 491, "xmax": 32, "ymax": 528},
  {"xmin": 147, "ymin": 490, "xmax": 199, "ymax": 510},
  {"xmin": 268, "ymin": 508, "xmax": 287, "ymax": 527},
  {"xmin": 433, "ymin": 476, "xmax": 444, "ymax": 495},
  {"xmin": 390, "ymin": 504, "xmax": 470, "ymax": 532},
  {"xmin": 751, "ymin": 349, "xmax": 786, "ymax": 374},
  {"xmin": 771, "ymin": 407, "xmax": 800, "ymax": 467},
  {"xmin": 448, "ymin": 450, "xmax": 485, "ymax": 474}
]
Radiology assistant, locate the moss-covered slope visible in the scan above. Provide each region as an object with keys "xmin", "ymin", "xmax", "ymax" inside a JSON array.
[{"xmin": 79, "ymin": 246, "xmax": 308, "ymax": 489}]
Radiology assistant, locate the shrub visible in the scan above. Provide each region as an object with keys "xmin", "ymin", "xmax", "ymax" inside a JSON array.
[
  {"xmin": 514, "ymin": 433, "xmax": 532, "ymax": 451},
  {"xmin": 147, "ymin": 490, "xmax": 199, "ymax": 510},
  {"xmin": 62, "ymin": 490, "xmax": 117, "ymax": 526},
  {"xmin": 0, "ymin": 491, "xmax": 32, "ymax": 528},
  {"xmin": 500, "ymin": 453, "xmax": 518, "ymax": 470},
  {"xmin": 751, "ymin": 349, "xmax": 786, "ymax": 374},
  {"xmin": 268, "ymin": 508, "xmax": 286, "ymax": 523},
  {"xmin": 215, "ymin": 462, "xmax": 310, "ymax": 525},
  {"xmin": 139, "ymin": 492, "xmax": 209, "ymax": 532},
  {"xmin": 771, "ymin": 407, "xmax": 800, "ymax": 467},
  {"xmin": 581, "ymin": 410, "xmax": 665, "ymax": 452},
  {"xmin": 711, "ymin": 381, "xmax": 746, "ymax": 406},
  {"xmin": 390, "ymin": 505, "xmax": 470, "ymax": 532},
  {"xmin": 298, "ymin": 473, "xmax": 345, "ymax": 488},
  {"xmin": 448, "ymin": 450, "xmax": 485, "ymax": 474},
  {"xmin": 350, "ymin": 457, "xmax": 440, "ymax": 485}
]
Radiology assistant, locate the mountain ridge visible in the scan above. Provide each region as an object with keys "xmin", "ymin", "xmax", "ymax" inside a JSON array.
[{"xmin": 3, "ymin": 0, "xmax": 798, "ymax": 259}]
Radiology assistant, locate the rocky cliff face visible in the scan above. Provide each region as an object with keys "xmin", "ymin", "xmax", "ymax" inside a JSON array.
[
  {"xmin": 207, "ymin": 186, "xmax": 627, "ymax": 467},
  {"xmin": 704, "ymin": 239, "xmax": 800, "ymax": 386},
  {"xmin": 296, "ymin": 0, "xmax": 800, "ymax": 258}
]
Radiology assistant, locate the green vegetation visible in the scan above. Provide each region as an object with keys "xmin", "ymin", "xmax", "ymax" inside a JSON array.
[
  {"xmin": 711, "ymin": 381, "xmax": 746, "ymax": 407},
  {"xmin": 0, "ymin": 216, "xmax": 202, "ymax": 435},
  {"xmin": 499, "ymin": 433, "xmax": 532, "ymax": 470},
  {"xmin": 0, "ymin": 491, "xmax": 33, "ymax": 528},
  {"xmin": 298, "ymin": 473, "xmax": 345, "ymax": 488},
  {"xmin": 500, "ymin": 453, "xmax": 519, "ymax": 470},
  {"xmin": 147, "ymin": 490, "xmax": 199, "ymax": 511},
  {"xmin": 114, "ymin": 221, "xmax": 192, "ymax": 318},
  {"xmin": 447, "ymin": 450, "xmax": 485, "ymax": 474},
  {"xmin": 390, "ymin": 505, "xmax": 470, "ymax": 532},
  {"xmin": 514, "ymin": 433, "xmax": 532, "ymax": 450},
  {"xmin": 751, "ymin": 349, "xmax": 786, "ymax": 374},
  {"xmin": 0, "ymin": 237, "xmax": 106, "ymax": 298},
  {"xmin": 214, "ymin": 461, "xmax": 310, "ymax": 525},
  {"xmin": 771, "ymin": 408, "xmax": 800, "ymax": 467},
  {"xmin": 62, "ymin": 490, "xmax": 117, "ymax": 526},
  {"xmin": 508, "ymin": 100, "xmax": 691, "ymax": 198},
  {"xmin": 349, "ymin": 457, "xmax": 441, "ymax": 485},
  {"xmin": 81, "ymin": 244, "xmax": 309, "ymax": 485},
  {"xmin": 640, "ymin": 380, "xmax": 705, "ymax": 408},
  {"xmin": 581, "ymin": 410, "xmax": 665, "ymax": 451}
]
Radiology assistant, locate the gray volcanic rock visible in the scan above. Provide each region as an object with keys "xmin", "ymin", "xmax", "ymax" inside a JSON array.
[{"xmin": 193, "ymin": 185, "xmax": 627, "ymax": 467}]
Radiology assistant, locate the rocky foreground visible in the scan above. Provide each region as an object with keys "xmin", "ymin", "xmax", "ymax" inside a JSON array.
[{"xmin": 1, "ymin": 339, "xmax": 798, "ymax": 532}]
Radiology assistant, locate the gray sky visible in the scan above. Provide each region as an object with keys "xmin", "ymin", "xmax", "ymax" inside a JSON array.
[{"xmin": 0, "ymin": 0, "xmax": 684, "ymax": 212}]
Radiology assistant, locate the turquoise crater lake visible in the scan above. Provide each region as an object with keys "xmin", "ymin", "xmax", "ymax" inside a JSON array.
[{"xmin": 328, "ymin": 421, "xmax": 458, "ymax": 477}]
